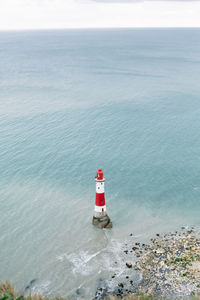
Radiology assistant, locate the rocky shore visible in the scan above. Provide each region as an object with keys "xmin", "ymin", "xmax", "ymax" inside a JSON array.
[{"xmin": 95, "ymin": 227, "xmax": 200, "ymax": 299}]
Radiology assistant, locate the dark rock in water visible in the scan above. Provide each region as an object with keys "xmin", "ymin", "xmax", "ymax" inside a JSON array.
[
  {"xmin": 124, "ymin": 250, "xmax": 128, "ymax": 254},
  {"xmin": 118, "ymin": 283, "xmax": 124, "ymax": 288},
  {"xmin": 76, "ymin": 288, "xmax": 84, "ymax": 295},
  {"xmin": 126, "ymin": 263, "xmax": 132, "ymax": 268},
  {"xmin": 25, "ymin": 279, "xmax": 37, "ymax": 291},
  {"xmin": 156, "ymin": 234, "xmax": 160, "ymax": 237},
  {"xmin": 132, "ymin": 247, "xmax": 138, "ymax": 251},
  {"xmin": 30, "ymin": 279, "xmax": 37, "ymax": 286},
  {"xmin": 94, "ymin": 287, "xmax": 108, "ymax": 299},
  {"xmin": 130, "ymin": 280, "xmax": 133, "ymax": 285},
  {"xmin": 112, "ymin": 275, "xmax": 115, "ymax": 278},
  {"xmin": 25, "ymin": 285, "xmax": 30, "ymax": 291},
  {"xmin": 76, "ymin": 289, "xmax": 80, "ymax": 295},
  {"xmin": 126, "ymin": 276, "xmax": 129, "ymax": 279},
  {"xmin": 130, "ymin": 233, "xmax": 133, "ymax": 236}
]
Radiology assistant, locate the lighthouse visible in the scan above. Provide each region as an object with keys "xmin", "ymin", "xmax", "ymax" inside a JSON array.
[{"xmin": 92, "ymin": 169, "xmax": 112, "ymax": 229}]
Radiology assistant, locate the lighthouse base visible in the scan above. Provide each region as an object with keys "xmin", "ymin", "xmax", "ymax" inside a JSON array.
[{"xmin": 92, "ymin": 215, "xmax": 112, "ymax": 229}]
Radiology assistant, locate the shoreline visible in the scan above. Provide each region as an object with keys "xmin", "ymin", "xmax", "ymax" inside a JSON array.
[
  {"xmin": 2, "ymin": 228, "xmax": 200, "ymax": 300},
  {"xmin": 95, "ymin": 227, "xmax": 200, "ymax": 299}
]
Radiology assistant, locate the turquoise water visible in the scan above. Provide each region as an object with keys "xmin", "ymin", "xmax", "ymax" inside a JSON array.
[{"xmin": 1, "ymin": 28, "xmax": 200, "ymax": 298}]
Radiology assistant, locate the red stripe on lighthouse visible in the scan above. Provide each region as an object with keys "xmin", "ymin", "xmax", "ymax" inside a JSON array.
[{"xmin": 95, "ymin": 193, "xmax": 105, "ymax": 207}]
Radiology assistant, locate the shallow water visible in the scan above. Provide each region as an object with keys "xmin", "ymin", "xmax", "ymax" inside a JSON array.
[{"xmin": 0, "ymin": 28, "xmax": 200, "ymax": 298}]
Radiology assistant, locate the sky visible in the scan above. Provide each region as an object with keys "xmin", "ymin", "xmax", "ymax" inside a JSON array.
[{"xmin": 0, "ymin": 0, "xmax": 200, "ymax": 30}]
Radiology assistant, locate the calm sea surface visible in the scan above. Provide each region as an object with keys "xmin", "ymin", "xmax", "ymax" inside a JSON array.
[{"xmin": 0, "ymin": 29, "xmax": 200, "ymax": 298}]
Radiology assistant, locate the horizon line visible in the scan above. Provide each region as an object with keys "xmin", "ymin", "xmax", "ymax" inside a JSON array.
[{"xmin": 1, "ymin": 26, "xmax": 200, "ymax": 32}]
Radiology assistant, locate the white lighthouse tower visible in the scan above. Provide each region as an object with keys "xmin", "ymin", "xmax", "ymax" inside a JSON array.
[{"xmin": 92, "ymin": 169, "xmax": 112, "ymax": 229}]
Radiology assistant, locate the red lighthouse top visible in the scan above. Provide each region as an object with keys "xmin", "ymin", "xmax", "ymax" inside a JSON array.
[{"xmin": 95, "ymin": 169, "xmax": 105, "ymax": 182}]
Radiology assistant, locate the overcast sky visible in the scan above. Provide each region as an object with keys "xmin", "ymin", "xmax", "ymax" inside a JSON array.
[{"xmin": 0, "ymin": 0, "xmax": 200, "ymax": 30}]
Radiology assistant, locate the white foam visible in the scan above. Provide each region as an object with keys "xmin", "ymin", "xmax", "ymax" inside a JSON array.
[
  {"xmin": 31, "ymin": 280, "xmax": 51, "ymax": 295},
  {"xmin": 57, "ymin": 250, "xmax": 102, "ymax": 276},
  {"xmin": 56, "ymin": 238, "xmax": 140, "ymax": 296}
]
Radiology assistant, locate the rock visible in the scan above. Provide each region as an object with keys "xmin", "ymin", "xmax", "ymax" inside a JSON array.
[
  {"xmin": 156, "ymin": 249, "xmax": 165, "ymax": 254},
  {"xmin": 30, "ymin": 279, "xmax": 37, "ymax": 285},
  {"xmin": 76, "ymin": 288, "xmax": 82, "ymax": 295},
  {"xmin": 126, "ymin": 263, "xmax": 132, "ymax": 268},
  {"xmin": 118, "ymin": 283, "xmax": 124, "ymax": 288},
  {"xmin": 25, "ymin": 278, "xmax": 37, "ymax": 291},
  {"xmin": 92, "ymin": 215, "xmax": 112, "ymax": 229},
  {"xmin": 92, "ymin": 217, "xmax": 99, "ymax": 226},
  {"xmin": 105, "ymin": 220, "xmax": 113, "ymax": 228},
  {"xmin": 132, "ymin": 247, "xmax": 138, "ymax": 251}
]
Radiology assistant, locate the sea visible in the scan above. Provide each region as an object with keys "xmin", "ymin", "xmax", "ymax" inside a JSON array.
[{"xmin": 0, "ymin": 28, "xmax": 200, "ymax": 299}]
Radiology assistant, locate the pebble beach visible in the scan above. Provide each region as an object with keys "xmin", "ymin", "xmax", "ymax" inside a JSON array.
[{"xmin": 95, "ymin": 228, "xmax": 200, "ymax": 299}]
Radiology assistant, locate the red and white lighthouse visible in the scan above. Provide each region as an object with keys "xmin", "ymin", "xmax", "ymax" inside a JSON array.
[
  {"xmin": 94, "ymin": 168, "xmax": 106, "ymax": 217},
  {"xmin": 92, "ymin": 169, "xmax": 112, "ymax": 228}
]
